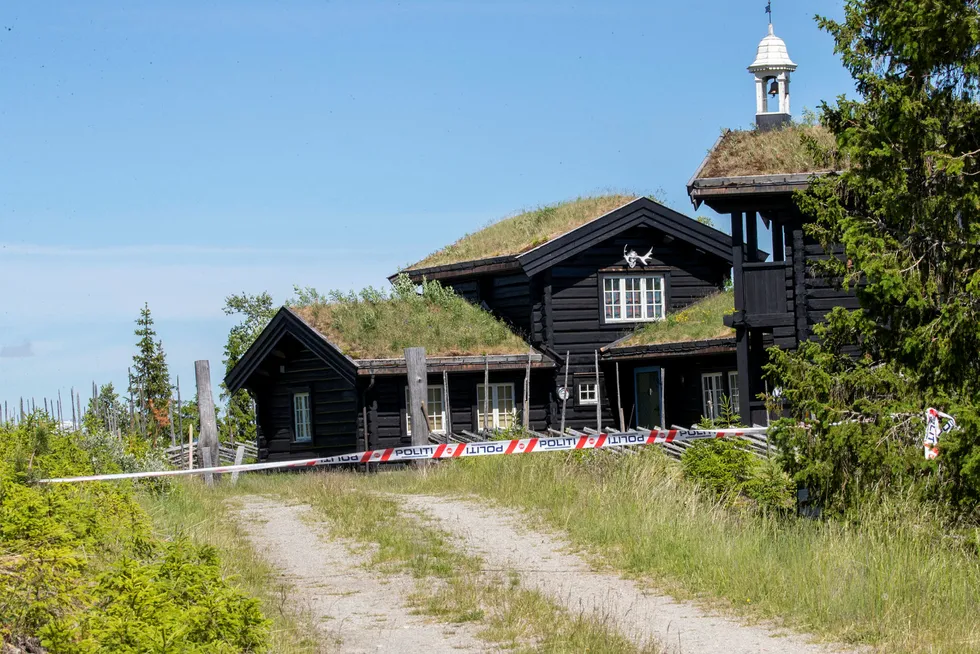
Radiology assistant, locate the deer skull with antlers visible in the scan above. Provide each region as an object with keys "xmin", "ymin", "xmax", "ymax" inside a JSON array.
[{"xmin": 623, "ymin": 245, "xmax": 654, "ymax": 269}]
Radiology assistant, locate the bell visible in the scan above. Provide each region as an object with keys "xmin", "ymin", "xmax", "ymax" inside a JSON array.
[{"xmin": 768, "ymin": 80, "xmax": 779, "ymax": 96}]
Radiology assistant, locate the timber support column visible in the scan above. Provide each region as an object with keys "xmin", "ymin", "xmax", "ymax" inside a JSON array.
[
  {"xmin": 405, "ymin": 347, "xmax": 429, "ymax": 447},
  {"xmin": 731, "ymin": 212, "xmax": 752, "ymax": 424}
]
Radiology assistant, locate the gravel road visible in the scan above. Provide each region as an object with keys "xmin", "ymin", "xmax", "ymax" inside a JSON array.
[
  {"xmin": 399, "ymin": 494, "xmax": 856, "ymax": 654},
  {"xmin": 234, "ymin": 495, "xmax": 488, "ymax": 654}
]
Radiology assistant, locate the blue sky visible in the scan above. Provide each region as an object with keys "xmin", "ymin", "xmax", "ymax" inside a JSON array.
[{"xmin": 0, "ymin": 0, "xmax": 852, "ymax": 415}]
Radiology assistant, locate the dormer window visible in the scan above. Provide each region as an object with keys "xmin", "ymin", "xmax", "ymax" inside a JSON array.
[{"xmin": 601, "ymin": 274, "xmax": 665, "ymax": 323}]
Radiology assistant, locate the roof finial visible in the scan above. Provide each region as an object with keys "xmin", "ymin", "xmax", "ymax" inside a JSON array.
[{"xmin": 765, "ymin": 1, "xmax": 772, "ymax": 26}]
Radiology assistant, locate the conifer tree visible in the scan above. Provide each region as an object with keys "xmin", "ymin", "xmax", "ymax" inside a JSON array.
[
  {"xmin": 767, "ymin": 0, "xmax": 980, "ymax": 514},
  {"xmin": 130, "ymin": 303, "xmax": 172, "ymax": 445}
]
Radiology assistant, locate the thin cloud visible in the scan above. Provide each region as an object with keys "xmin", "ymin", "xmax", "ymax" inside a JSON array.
[
  {"xmin": 0, "ymin": 243, "xmax": 385, "ymax": 258},
  {"xmin": 0, "ymin": 340, "xmax": 34, "ymax": 358}
]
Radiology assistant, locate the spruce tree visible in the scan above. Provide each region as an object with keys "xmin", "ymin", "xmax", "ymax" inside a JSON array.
[
  {"xmin": 131, "ymin": 303, "xmax": 172, "ymax": 446},
  {"xmin": 767, "ymin": 0, "xmax": 980, "ymax": 515}
]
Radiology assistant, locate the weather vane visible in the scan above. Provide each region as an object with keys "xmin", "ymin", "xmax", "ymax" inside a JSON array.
[{"xmin": 765, "ymin": 1, "xmax": 772, "ymax": 25}]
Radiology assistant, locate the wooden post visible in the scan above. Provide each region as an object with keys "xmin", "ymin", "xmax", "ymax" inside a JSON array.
[
  {"xmin": 76, "ymin": 392, "xmax": 82, "ymax": 431},
  {"xmin": 594, "ymin": 350, "xmax": 601, "ymax": 433},
  {"xmin": 201, "ymin": 445, "xmax": 214, "ymax": 487},
  {"xmin": 20, "ymin": 397, "xmax": 24, "ymax": 421},
  {"xmin": 522, "ymin": 346, "xmax": 532, "ymax": 430},
  {"xmin": 560, "ymin": 351, "xmax": 569, "ymax": 435},
  {"xmin": 188, "ymin": 424, "xmax": 194, "ymax": 470},
  {"xmin": 168, "ymin": 398, "xmax": 176, "ymax": 447},
  {"xmin": 442, "ymin": 370, "xmax": 452, "ymax": 436},
  {"xmin": 176, "ymin": 375, "xmax": 183, "ymax": 439},
  {"xmin": 616, "ymin": 361, "xmax": 625, "ymax": 432},
  {"xmin": 70, "ymin": 388, "xmax": 76, "ymax": 429},
  {"xmin": 404, "ymin": 347, "xmax": 429, "ymax": 447},
  {"xmin": 231, "ymin": 445, "xmax": 246, "ymax": 485},
  {"xmin": 195, "ymin": 360, "xmax": 220, "ymax": 480},
  {"xmin": 483, "ymin": 355, "xmax": 490, "ymax": 432}
]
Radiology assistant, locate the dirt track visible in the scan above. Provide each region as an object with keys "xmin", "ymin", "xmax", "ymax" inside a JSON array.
[
  {"xmin": 234, "ymin": 496, "xmax": 487, "ymax": 654},
  {"xmin": 399, "ymin": 494, "xmax": 854, "ymax": 654},
  {"xmin": 235, "ymin": 492, "xmax": 859, "ymax": 654}
]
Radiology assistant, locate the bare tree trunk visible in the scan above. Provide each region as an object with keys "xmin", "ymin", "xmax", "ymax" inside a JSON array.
[
  {"xmin": 594, "ymin": 350, "xmax": 601, "ymax": 433},
  {"xmin": 483, "ymin": 355, "xmax": 490, "ymax": 432}
]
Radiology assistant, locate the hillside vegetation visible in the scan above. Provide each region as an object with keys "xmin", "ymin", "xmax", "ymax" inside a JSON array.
[{"xmin": 0, "ymin": 417, "xmax": 270, "ymax": 653}]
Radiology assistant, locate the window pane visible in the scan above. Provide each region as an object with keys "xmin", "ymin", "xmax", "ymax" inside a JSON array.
[
  {"xmin": 727, "ymin": 372, "xmax": 739, "ymax": 415},
  {"xmin": 624, "ymin": 278, "xmax": 642, "ymax": 319},
  {"xmin": 603, "ymin": 277, "xmax": 622, "ymax": 320},
  {"xmin": 293, "ymin": 393, "xmax": 311, "ymax": 442},
  {"xmin": 428, "ymin": 386, "xmax": 444, "ymax": 432}
]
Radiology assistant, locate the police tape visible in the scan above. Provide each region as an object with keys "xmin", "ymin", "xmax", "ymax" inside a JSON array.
[{"xmin": 38, "ymin": 427, "xmax": 769, "ymax": 484}]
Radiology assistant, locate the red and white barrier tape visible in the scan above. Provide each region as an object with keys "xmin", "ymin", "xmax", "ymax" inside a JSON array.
[{"xmin": 39, "ymin": 427, "xmax": 768, "ymax": 484}]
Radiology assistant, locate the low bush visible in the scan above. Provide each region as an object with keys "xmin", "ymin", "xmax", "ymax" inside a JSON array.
[
  {"xmin": 680, "ymin": 440, "xmax": 794, "ymax": 511},
  {"xmin": 0, "ymin": 416, "xmax": 269, "ymax": 652}
]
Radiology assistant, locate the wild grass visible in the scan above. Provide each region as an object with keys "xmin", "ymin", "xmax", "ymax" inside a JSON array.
[
  {"xmin": 408, "ymin": 194, "xmax": 637, "ymax": 269},
  {"xmin": 350, "ymin": 450, "xmax": 980, "ymax": 654},
  {"xmin": 138, "ymin": 479, "xmax": 327, "ymax": 654},
  {"xmin": 197, "ymin": 472, "xmax": 657, "ymax": 653},
  {"xmin": 698, "ymin": 123, "xmax": 842, "ymax": 178},
  {"xmin": 291, "ymin": 276, "xmax": 528, "ymax": 358},
  {"xmin": 617, "ymin": 290, "xmax": 734, "ymax": 346}
]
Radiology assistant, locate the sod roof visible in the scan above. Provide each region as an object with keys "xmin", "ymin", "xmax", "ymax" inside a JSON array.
[
  {"xmin": 695, "ymin": 124, "xmax": 844, "ymax": 179},
  {"xmin": 289, "ymin": 279, "xmax": 530, "ymax": 360},
  {"xmin": 406, "ymin": 194, "xmax": 638, "ymax": 270},
  {"xmin": 612, "ymin": 290, "xmax": 735, "ymax": 348}
]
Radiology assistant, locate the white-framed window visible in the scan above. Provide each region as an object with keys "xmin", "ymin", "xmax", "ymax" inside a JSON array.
[
  {"xmin": 578, "ymin": 382, "xmax": 598, "ymax": 405},
  {"xmin": 293, "ymin": 392, "xmax": 312, "ymax": 442},
  {"xmin": 476, "ymin": 383, "xmax": 516, "ymax": 429},
  {"xmin": 727, "ymin": 371, "xmax": 740, "ymax": 412},
  {"xmin": 405, "ymin": 385, "xmax": 446, "ymax": 434},
  {"xmin": 701, "ymin": 373, "xmax": 724, "ymax": 421},
  {"xmin": 602, "ymin": 275, "xmax": 665, "ymax": 323}
]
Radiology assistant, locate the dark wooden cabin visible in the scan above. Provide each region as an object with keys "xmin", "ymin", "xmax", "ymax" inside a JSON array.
[
  {"xmin": 399, "ymin": 196, "xmax": 758, "ymax": 430},
  {"xmin": 225, "ymin": 307, "xmax": 554, "ymax": 462},
  {"xmin": 687, "ymin": 126, "xmax": 856, "ymax": 426}
]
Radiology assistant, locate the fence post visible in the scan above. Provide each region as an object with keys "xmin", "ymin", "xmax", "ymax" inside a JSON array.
[
  {"xmin": 560, "ymin": 351, "xmax": 569, "ymax": 435},
  {"xmin": 195, "ymin": 360, "xmax": 220, "ymax": 481},
  {"xmin": 231, "ymin": 445, "xmax": 246, "ymax": 485},
  {"xmin": 188, "ymin": 424, "xmax": 194, "ymax": 470},
  {"xmin": 594, "ymin": 350, "xmax": 601, "ymax": 433},
  {"xmin": 405, "ymin": 347, "xmax": 429, "ymax": 447}
]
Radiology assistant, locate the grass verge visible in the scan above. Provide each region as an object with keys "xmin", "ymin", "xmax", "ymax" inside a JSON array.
[
  {"xmin": 138, "ymin": 479, "xmax": 326, "ymax": 654},
  {"xmin": 235, "ymin": 471, "xmax": 659, "ymax": 653},
  {"xmin": 346, "ymin": 449, "xmax": 980, "ymax": 654}
]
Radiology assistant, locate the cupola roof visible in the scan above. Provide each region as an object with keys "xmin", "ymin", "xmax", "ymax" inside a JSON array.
[{"xmin": 748, "ymin": 24, "xmax": 796, "ymax": 72}]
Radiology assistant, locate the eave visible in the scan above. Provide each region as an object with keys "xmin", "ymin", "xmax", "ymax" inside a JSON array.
[
  {"xmin": 601, "ymin": 337, "xmax": 736, "ymax": 361},
  {"xmin": 354, "ymin": 352, "xmax": 555, "ymax": 376},
  {"xmin": 394, "ymin": 255, "xmax": 521, "ymax": 283}
]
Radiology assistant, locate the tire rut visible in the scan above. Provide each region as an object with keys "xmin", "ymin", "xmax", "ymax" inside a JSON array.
[
  {"xmin": 233, "ymin": 495, "xmax": 487, "ymax": 654},
  {"xmin": 398, "ymin": 494, "xmax": 859, "ymax": 654}
]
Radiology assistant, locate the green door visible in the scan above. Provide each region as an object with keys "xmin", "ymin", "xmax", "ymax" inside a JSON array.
[{"xmin": 634, "ymin": 367, "xmax": 663, "ymax": 429}]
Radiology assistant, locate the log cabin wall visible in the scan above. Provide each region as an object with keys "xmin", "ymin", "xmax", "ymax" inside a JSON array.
[
  {"xmin": 361, "ymin": 370, "xmax": 553, "ymax": 450},
  {"xmin": 253, "ymin": 336, "xmax": 358, "ymax": 462},
  {"xmin": 613, "ymin": 353, "xmax": 738, "ymax": 429},
  {"xmin": 542, "ymin": 226, "xmax": 730, "ymax": 428}
]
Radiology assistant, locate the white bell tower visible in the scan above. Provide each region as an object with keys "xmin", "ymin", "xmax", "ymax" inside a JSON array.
[{"xmin": 748, "ymin": 23, "xmax": 797, "ymax": 130}]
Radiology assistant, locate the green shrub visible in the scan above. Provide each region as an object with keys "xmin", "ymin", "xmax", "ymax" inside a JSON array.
[
  {"xmin": 681, "ymin": 440, "xmax": 794, "ymax": 512},
  {"xmin": 0, "ymin": 417, "xmax": 270, "ymax": 652}
]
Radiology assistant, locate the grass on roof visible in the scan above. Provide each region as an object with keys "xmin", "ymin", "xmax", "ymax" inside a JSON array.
[
  {"xmin": 290, "ymin": 276, "xmax": 529, "ymax": 359},
  {"xmin": 697, "ymin": 123, "xmax": 844, "ymax": 178},
  {"xmin": 407, "ymin": 194, "xmax": 637, "ymax": 270},
  {"xmin": 616, "ymin": 290, "xmax": 734, "ymax": 347}
]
